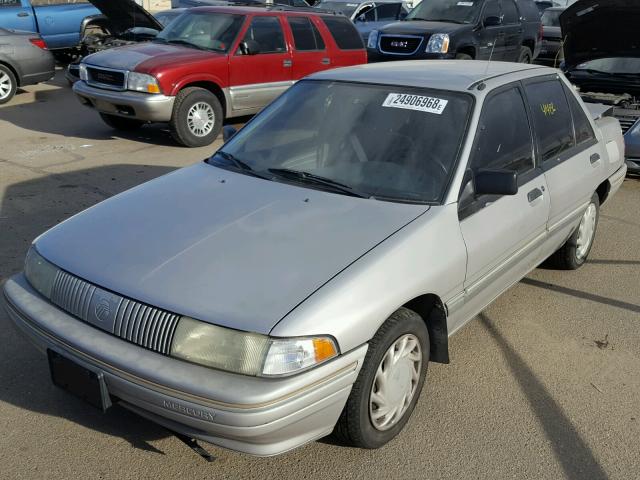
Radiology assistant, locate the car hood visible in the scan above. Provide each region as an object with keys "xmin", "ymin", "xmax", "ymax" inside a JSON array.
[
  {"xmin": 83, "ymin": 42, "xmax": 222, "ymax": 73},
  {"xmin": 88, "ymin": 0, "xmax": 163, "ymax": 35},
  {"xmin": 560, "ymin": 0, "xmax": 640, "ymax": 69},
  {"xmin": 379, "ymin": 20, "xmax": 468, "ymax": 35},
  {"xmin": 35, "ymin": 162, "xmax": 427, "ymax": 335}
]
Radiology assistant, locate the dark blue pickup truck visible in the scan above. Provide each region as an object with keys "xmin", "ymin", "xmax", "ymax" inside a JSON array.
[{"xmin": 0, "ymin": 0, "xmax": 100, "ymax": 50}]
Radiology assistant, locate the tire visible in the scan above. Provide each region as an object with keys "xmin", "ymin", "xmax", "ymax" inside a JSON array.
[
  {"xmin": 518, "ymin": 46, "xmax": 532, "ymax": 64},
  {"xmin": 455, "ymin": 52, "xmax": 473, "ymax": 60},
  {"xmin": 169, "ymin": 87, "xmax": 223, "ymax": 148},
  {"xmin": 99, "ymin": 113, "xmax": 144, "ymax": 131},
  {"xmin": 333, "ymin": 307, "xmax": 429, "ymax": 449},
  {"xmin": 546, "ymin": 193, "xmax": 600, "ymax": 270},
  {"xmin": 0, "ymin": 64, "xmax": 17, "ymax": 105}
]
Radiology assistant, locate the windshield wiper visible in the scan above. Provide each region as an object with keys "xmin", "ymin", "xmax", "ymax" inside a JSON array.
[
  {"xmin": 167, "ymin": 39, "xmax": 208, "ymax": 51},
  {"xmin": 406, "ymin": 17, "xmax": 430, "ymax": 21},
  {"xmin": 267, "ymin": 168, "xmax": 372, "ymax": 199},
  {"xmin": 210, "ymin": 151, "xmax": 271, "ymax": 180}
]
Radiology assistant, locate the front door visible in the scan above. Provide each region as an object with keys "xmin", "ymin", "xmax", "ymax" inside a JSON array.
[
  {"xmin": 452, "ymin": 84, "xmax": 550, "ymax": 330},
  {"xmin": 0, "ymin": 0, "xmax": 36, "ymax": 32},
  {"xmin": 228, "ymin": 15, "xmax": 293, "ymax": 113},
  {"xmin": 477, "ymin": 0, "xmax": 505, "ymax": 60}
]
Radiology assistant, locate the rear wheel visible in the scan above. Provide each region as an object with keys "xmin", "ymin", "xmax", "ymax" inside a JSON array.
[
  {"xmin": 333, "ymin": 307, "xmax": 429, "ymax": 448},
  {"xmin": 518, "ymin": 46, "xmax": 532, "ymax": 63},
  {"xmin": 0, "ymin": 64, "xmax": 17, "ymax": 105},
  {"xmin": 546, "ymin": 193, "xmax": 600, "ymax": 270},
  {"xmin": 99, "ymin": 113, "xmax": 145, "ymax": 131},
  {"xmin": 169, "ymin": 87, "xmax": 223, "ymax": 148}
]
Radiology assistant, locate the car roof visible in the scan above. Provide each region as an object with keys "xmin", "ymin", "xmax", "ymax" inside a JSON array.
[
  {"xmin": 308, "ymin": 60, "xmax": 556, "ymax": 93},
  {"xmin": 188, "ymin": 5, "xmax": 333, "ymax": 15}
]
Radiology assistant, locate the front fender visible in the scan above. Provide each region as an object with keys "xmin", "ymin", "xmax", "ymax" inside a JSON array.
[{"xmin": 166, "ymin": 73, "xmax": 226, "ymax": 97}]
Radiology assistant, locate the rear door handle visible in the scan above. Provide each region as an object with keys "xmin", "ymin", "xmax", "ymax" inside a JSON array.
[
  {"xmin": 17, "ymin": 12, "xmax": 30, "ymax": 17},
  {"xmin": 283, "ymin": 59, "xmax": 292, "ymax": 67},
  {"xmin": 528, "ymin": 187, "xmax": 543, "ymax": 203},
  {"xmin": 321, "ymin": 58, "xmax": 330, "ymax": 65},
  {"xmin": 590, "ymin": 153, "xmax": 601, "ymax": 164}
]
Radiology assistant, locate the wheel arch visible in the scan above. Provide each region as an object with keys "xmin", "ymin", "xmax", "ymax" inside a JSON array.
[
  {"xmin": 80, "ymin": 14, "xmax": 111, "ymax": 37},
  {"xmin": 402, "ymin": 294, "xmax": 449, "ymax": 364},
  {"xmin": 0, "ymin": 59, "xmax": 20, "ymax": 87},
  {"xmin": 596, "ymin": 180, "xmax": 610, "ymax": 206},
  {"xmin": 174, "ymin": 80, "xmax": 227, "ymax": 116},
  {"xmin": 456, "ymin": 45, "xmax": 476, "ymax": 59}
]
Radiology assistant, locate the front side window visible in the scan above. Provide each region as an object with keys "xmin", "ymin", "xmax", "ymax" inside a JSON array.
[
  {"xmin": 322, "ymin": 16, "xmax": 364, "ymax": 49},
  {"xmin": 501, "ymin": 0, "xmax": 519, "ymax": 24},
  {"xmin": 209, "ymin": 80, "xmax": 473, "ymax": 204},
  {"xmin": 471, "ymin": 86, "xmax": 534, "ymax": 175},
  {"xmin": 154, "ymin": 13, "xmax": 244, "ymax": 52},
  {"xmin": 373, "ymin": 3, "xmax": 403, "ymax": 20},
  {"xmin": 525, "ymin": 79, "xmax": 575, "ymax": 162},
  {"xmin": 482, "ymin": 0, "xmax": 501, "ymax": 21},
  {"xmin": 288, "ymin": 16, "xmax": 325, "ymax": 51},
  {"xmin": 240, "ymin": 16, "xmax": 286, "ymax": 54},
  {"xmin": 315, "ymin": 1, "xmax": 360, "ymax": 18}
]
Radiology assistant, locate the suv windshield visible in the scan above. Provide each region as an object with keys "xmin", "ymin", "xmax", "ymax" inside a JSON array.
[
  {"xmin": 541, "ymin": 9, "xmax": 561, "ymax": 26},
  {"xmin": 209, "ymin": 80, "xmax": 472, "ymax": 204},
  {"xmin": 406, "ymin": 0, "xmax": 483, "ymax": 24},
  {"xmin": 315, "ymin": 1, "xmax": 360, "ymax": 18},
  {"xmin": 154, "ymin": 13, "xmax": 245, "ymax": 52}
]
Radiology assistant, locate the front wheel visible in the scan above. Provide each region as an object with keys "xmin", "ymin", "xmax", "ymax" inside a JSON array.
[
  {"xmin": 546, "ymin": 193, "xmax": 600, "ymax": 270},
  {"xmin": 0, "ymin": 64, "xmax": 17, "ymax": 105},
  {"xmin": 333, "ymin": 307, "xmax": 429, "ymax": 449},
  {"xmin": 169, "ymin": 87, "xmax": 223, "ymax": 148}
]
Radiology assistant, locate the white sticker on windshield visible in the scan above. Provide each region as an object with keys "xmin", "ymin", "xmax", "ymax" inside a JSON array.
[
  {"xmin": 457, "ymin": 1, "xmax": 474, "ymax": 5},
  {"xmin": 382, "ymin": 93, "xmax": 449, "ymax": 115}
]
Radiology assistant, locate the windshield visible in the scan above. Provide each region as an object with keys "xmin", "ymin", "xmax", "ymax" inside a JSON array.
[
  {"xmin": 154, "ymin": 13, "xmax": 244, "ymax": 52},
  {"xmin": 574, "ymin": 57, "xmax": 640, "ymax": 75},
  {"xmin": 315, "ymin": 1, "xmax": 360, "ymax": 17},
  {"xmin": 154, "ymin": 11, "xmax": 182, "ymax": 27},
  {"xmin": 541, "ymin": 9, "xmax": 561, "ymax": 26},
  {"xmin": 209, "ymin": 80, "xmax": 472, "ymax": 204},
  {"xmin": 406, "ymin": 0, "xmax": 483, "ymax": 23}
]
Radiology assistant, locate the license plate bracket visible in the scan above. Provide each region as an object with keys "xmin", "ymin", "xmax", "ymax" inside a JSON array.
[{"xmin": 47, "ymin": 349, "xmax": 112, "ymax": 412}]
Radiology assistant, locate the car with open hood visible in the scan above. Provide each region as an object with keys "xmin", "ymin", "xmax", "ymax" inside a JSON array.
[
  {"xmin": 561, "ymin": 0, "xmax": 640, "ymax": 174},
  {"xmin": 4, "ymin": 60, "xmax": 627, "ymax": 457}
]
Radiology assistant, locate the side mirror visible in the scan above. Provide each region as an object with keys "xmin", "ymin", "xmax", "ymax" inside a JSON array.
[
  {"xmin": 474, "ymin": 169, "xmax": 518, "ymax": 196},
  {"xmin": 223, "ymin": 125, "xmax": 238, "ymax": 142},
  {"xmin": 483, "ymin": 15, "xmax": 502, "ymax": 27},
  {"xmin": 239, "ymin": 39, "xmax": 260, "ymax": 55}
]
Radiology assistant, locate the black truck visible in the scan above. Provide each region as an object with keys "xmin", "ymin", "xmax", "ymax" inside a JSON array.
[{"xmin": 367, "ymin": 0, "xmax": 542, "ymax": 63}]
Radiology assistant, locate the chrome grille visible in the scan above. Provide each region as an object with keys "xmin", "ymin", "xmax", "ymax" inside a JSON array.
[
  {"xmin": 50, "ymin": 270, "xmax": 179, "ymax": 355},
  {"xmin": 86, "ymin": 66, "xmax": 127, "ymax": 91},
  {"xmin": 379, "ymin": 35, "xmax": 424, "ymax": 55}
]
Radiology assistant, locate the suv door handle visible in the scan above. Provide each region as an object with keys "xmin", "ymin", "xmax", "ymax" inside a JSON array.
[
  {"xmin": 321, "ymin": 58, "xmax": 330, "ymax": 65},
  {"xmin": 283, "ymin": 59, "xmax": 292, "ymax": 67},
  {"xmin": 590, "ymin": 153, "xmax": 601, "ymax": 164},
  {"xmin": 527, "ymin": 188, "xmax": 543, "ymax": 203}
]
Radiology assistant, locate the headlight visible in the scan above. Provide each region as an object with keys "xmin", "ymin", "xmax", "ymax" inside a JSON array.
[
  {"xmin": 425, "ymin": 33, "xmax": 450, "ymax": 53},
  {"xmin": 367, "ymin": 30, "xmax": 379, "ymax": 49},
  {"xmin": 127, "ymin": 72, "xmax": 161, "ymax": 94},
  {"xmin": 79, "ymin": 63, "xmax": 88, "ymax": 81},
  {"xmin": 24, "ymin": 246, "xmax": 58, "ymax": 299},
  {"xmin": 170, "ymin": 316, "xmax": 339, "ymax": 377}
]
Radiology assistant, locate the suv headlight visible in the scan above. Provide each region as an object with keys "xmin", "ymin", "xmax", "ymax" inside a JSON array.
[
  {"xmin": 79, "ymin": 63, "xmax": 88, "ymax": 81},
  {"xmin": 24, "ymin": 246, "xmax": 58, "ymax": 299},
  {"xmin": 425, "ymin": 33, "xmax": 450, "ymax": 53},
  {"xmin": 171, "ymin": 316, "xmax": 339, "ymax": 377},
  {"xmin": 127, "ymin": 72, "xmax": 161, "ymax": 94},
  {"xmin": 367, "ymin": 29, "xmax": 379, "ymax": 49}
]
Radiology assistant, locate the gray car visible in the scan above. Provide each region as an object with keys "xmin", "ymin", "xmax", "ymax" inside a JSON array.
[
  {"xmin": 0, "ymin": 28, "xmax": 55, "ymax": 104},
  {"xmin": 3, "ymin": 61, "xmax": 626, "ymax": 456}
]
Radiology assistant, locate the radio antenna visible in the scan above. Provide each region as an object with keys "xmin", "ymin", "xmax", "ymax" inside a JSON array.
[{"xmin": 483, "ymin": 38, "xmax": 497, "ymax": 77}]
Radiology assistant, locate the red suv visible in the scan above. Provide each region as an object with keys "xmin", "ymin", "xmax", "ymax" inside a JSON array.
[{"xmin": 73, "ymin": 6, "xmax": 367, "ymax": 147}]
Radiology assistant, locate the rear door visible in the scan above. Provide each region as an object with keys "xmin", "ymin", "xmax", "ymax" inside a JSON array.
[
  {"xmin": 477, "ymin": 0, "xmax": 505, "ymax": 60},
  {"xmin": 455, "ymin": 83, "xmax": 550, "ymax": 328},
  {"xmin": 286, "ymin": 15, "xmax": 331, "ymax": 79},
  {"xmin": 228, "ymin": 14, "xmax": 293, "ymax": 113},
  {"xmin": 500, "ymin": 0, "xmax": 522, "ymax": 61},
  {"xmin": 522, "ymin": 76, "xmax": 605, "ymax": 258},
  {"xmin": 0, "ymin": 0, "xmax": 36, "ymax": 32}
]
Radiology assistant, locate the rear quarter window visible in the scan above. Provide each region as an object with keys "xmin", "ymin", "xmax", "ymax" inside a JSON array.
[
  {"xmin": 321, "ymin": 16, "xmax": 364, "ymax": 50},
  {"xmin": 563, "ymin": 84, "xmax": 596, "ymax": 145}
]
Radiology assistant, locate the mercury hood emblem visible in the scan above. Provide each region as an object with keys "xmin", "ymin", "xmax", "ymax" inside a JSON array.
[{"xmin": 94, "ymin": 298, "xmax": 111, "ymax": 323}]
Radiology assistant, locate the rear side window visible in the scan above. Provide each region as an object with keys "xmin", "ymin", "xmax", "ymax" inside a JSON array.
[
  {"xmin": 242, "ymin": 16, "xmax": 286, "ymax": 54},
  {"xmin": 525, "ymin": 79, "xmax": 575, "ymax": 162},
  {"xmin": 501, "ymin": 0, "xmax": 519, "ymax": 24},
  {"xmin": 563, "ymin": 85, "xmax": 596, "ymax": 145},
  {"xmin": 288, "ymin": 17, "xmax": 325, "ymax": 51},
  {"xmin": 321, "ymin": 16, "xmax": 364, "ymax": 50},
  {"xmin": 471, "ymin": 86, "xmax": 534, "ymax": 175}
]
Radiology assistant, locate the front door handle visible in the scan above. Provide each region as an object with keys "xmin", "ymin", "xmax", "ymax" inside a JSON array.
[
  {"xmin": 321, "ymin": 58, "xmax": 330, "ymax": 65},
  {"xmin": 528, "ymin": 188, "xmax": 543, "ymax": 203},
  {"xmin": 590, "ymin": 153, "xmax": 601, "ymax": 164},
  {"xmin": 283, "ymin": 59, "xmax": 292, "ymax": 68},
  {"xmin": 17, "ymin": 12, "xmax": 30, "ymax": 17}
]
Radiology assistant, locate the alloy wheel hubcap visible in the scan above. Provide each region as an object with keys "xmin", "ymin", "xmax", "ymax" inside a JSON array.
[
  {"xmin": 0, "ymin": 72, "xmax": 12, "ymax": 100},
  {"xmin": 576, "ymin": 202, "xmax": 597, "ymax": 260},
  {"xmin": 187, "ymin": 102, "xmax": 214, "ymax": 137},
  {"xmin": 369, "ymin": 334, "xmax": 422, "ymax": 431}
]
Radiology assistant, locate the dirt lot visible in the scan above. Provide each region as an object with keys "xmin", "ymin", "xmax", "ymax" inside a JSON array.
[{"xmin": 1, "ymin": 71, "xmax": 639, "ymax": 479}]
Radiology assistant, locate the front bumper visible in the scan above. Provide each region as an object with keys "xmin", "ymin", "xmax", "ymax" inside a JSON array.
[
  {"xmin": 3, "ymin": 274, "xmax": 367, "ymax": 456},
  {"xmin": 72, "ymin": 81, "xmax": 175, "ymax": 122}
]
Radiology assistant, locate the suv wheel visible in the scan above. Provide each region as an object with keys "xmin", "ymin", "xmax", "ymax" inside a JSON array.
[
  {"xmin": 518, "ymin": 46, "xmax": 532, "ymax": 63},
  {"xmin": 0, "ymin": 65, "xmax": 17, "ymax": 105},
  {"xmin": 99, "ymin": 113, "xmax": 144, "ymax": 131},
  {"xmin": 170, "ymin": 87, "xmax": 223, "ymax": 148},
  {"xmin": 455, "ymin": 52, "xmax": 473, "ymax": 60},
  {"xmin": 546, "ymin": 193, "xmax": 600, "ymax": 270},
  {"xmin": 333, "ymin": 307, "xmax": 429, "ymax": 448}
]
